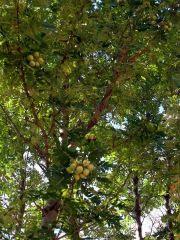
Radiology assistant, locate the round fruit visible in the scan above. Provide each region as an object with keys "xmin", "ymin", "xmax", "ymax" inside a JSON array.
[
  {"xmin": 83, "ymin": 168, "xmax": 90, "ymax": 177},
  {"xmin": 75, "ymin": 166, "xmax": 83, "ymax": 174},
  {"xmin": 38, "ymin": 58, "xmax": 44, "ymax": 65},
  {"xmin": 74, "ymin": 174, "xmax": 80, "ymax": 181},
  {"xmin": 34, "ymin": 52, "xmax": 40, "ymax": 58},
  {"xmin": 66, "ymin": 167, "xmax": 73, "ymax": 174},
  {"xmin": 29, "ymin": 61, "xmax": 36, "ymax": 67},
  {"xmin": 83, "ymin": 159, "xmax": 90, "ymax": 167},
  {"xmin": 27, "ymin": 55, "xmax": 34, "ymax": 61},
  {"xmin": 164, "ymin": 25, "xmax": 169, "ymax": 31},
  {"xmin": 87, "ymin": 164, "xmax": 94, "ymax": 171},
  {"xmin": 35, "ymin": 62, "xmax": 40, "ymax": 67},
  {"xmin": 70, "ymin": 163, "xmax": 77, "ymax": 170},
  {"xmin": 80, "ymin": 173, "xmax": 86, "ymax": 179}
]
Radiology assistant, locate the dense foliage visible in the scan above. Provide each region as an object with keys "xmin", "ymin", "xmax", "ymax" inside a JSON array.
[{"xmin": 0, "ymin": 0, "xmax": 179, "ymax": 239}]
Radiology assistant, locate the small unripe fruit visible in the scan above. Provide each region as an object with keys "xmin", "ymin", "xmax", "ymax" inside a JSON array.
[
  {"xmin": 164, "ymin": 25, "xmax": 169, "ymax": 31},
  {"xmin": 75, "ymin": 166, "xmax": 83, "ymax": 174},
  {"xmin": 29, "ymin": 61, "xmax": 36, "ymax": 67},
  {"xmin": 66, "ymin": 167, "xmax": 73, "ymax": 174},
  {"xmin": 34, "ymin": 52, "xmax": 40, "ymax": 58},
  {"xmin": 35, "ymin": 62, "xmax": 40, "ymax": 67},
  {"xmin": 168, "ymin": 22, "xmax": 172, "ymax": 28},
  {"xmin": 80, "ymin": 173, "xmax": 86, "ymax": 179},
  {"xmin": 27, "ymin": 55, "xmax": 34, "ymax": 61},
  {"xmin": 38, "ymin": 58, "xmax": 44, "ymax": 65},
  {"xmin": 70, "ymin": 163, "xmax": 77, "ymax": 170},
  {"xmin": 83, "ymin": 160, "xmax": 90, "ymax": 167},
  {"xmin": 87, "ymin": 164, "xmax": 94, "ymax": 171},
  {"xmin": 74, "ymin": 174, "xmax": 80, "ymax": 181},
  {"xmin": 83, "ymin": 168, "xmax": 90, "ymax": 177}
]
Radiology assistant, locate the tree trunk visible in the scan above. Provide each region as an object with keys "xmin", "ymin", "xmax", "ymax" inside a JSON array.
[
  {"xmin": 41, "ymin": 199, "xmax": 61, "ymax": 228},
  {"xmin": 164, "ymin": 192, "xmax": 174, "ymax": 240},
  {"xmin": 133, "ymin": 175, "xmax": 143, "ymax": 240},
  {"xmin": 15, "ymin": 163, "xmax": 27, "ymax": 234}
]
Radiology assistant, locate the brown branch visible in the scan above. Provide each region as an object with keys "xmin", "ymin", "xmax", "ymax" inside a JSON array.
[
  {"xmin": 86, "ymin": 47, "xmax": 148, "ymax": 130},
  {"xmin": 15, "ymin": 165, "xmax": 27, "ymax": 234},
  {"xmin": 164, "ymin": 192, "xmax": 175, "ymax": 240},
  {"xmin": 0, "ymin": 103, "xmax": 47, "ymax": 165},
  {"xmin": 20, "ymin": 68, "xmax": 49, "ymax": 166},
  {"xmin": 14, "ymin": 0, "xmax": 50, "ymax": 166},
  {"xmin": 0, "ymin": 103, "xmax": 29, "ymax": 143},
  {"xmin": 86, "ymin": 48, "xmax": 128, "ymax": 130},
  {"xmin": 128, "ymin": 48, "xmax": 148, "ymax": 63},
  {"xmin": 87, "ymin": 85, "xmax": 113, "ymax": 130},
  {"xmin": 133, "ymin": 175, "xmax": 143, "ymax": 240}
]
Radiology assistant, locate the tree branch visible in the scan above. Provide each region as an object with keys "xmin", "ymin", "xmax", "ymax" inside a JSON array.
[{"xmin": 0, "ymin": 103, "xmax": 29, "ymax": 143}]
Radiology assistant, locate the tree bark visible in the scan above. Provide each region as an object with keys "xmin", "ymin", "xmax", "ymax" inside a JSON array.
[
  {"xmin": 164, "ymin": 192, "xmax": 174, "ymax": 240},
  {"xmin": 15, "ymin": 167, "xmax": 26, "ymax": 234},
  {"xmin": 41, "ymin": 200, "xmax": 61, "ymax": 228},
  {"xmin": 133, "ymin": 175, "xmax": 143, "ymax": 240}
]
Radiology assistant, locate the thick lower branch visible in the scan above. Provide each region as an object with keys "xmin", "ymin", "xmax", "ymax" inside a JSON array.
[
  {"xmin": 133, "ymin": 175, "xmax": 143, "ymax": 240},
  {"xmin": 15, "ymin": 166, "xmax": 27, "ymax": 234},
  {"xmin": 164, "ymin": 192, "xmax": 174, "ymax": 240},
  {"xmin": 41, "ymin": 200, "xmax": 61, "ymax": 229}
]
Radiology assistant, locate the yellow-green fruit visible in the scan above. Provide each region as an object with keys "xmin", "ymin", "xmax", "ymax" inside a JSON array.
[
  {"xmin": 66, "ymin": 167, "xmax": 73, "ymax": 174},
  {"xmin": 70, "ymin": 163, "xmax": 77, "ymax": 170},
  {"xmin": 75, "ymin": 166, "xmax": 83, "ymax": 174},
  {"xmin": 87, "ymin": 164, "xmax": 94, "ymax": 171},
  {"xmin": 80, "ymin": 173, "xmax": 86, "ymax": 179},
  {"xmin": 35, "ymin": 62, "xmax": 40, "ymax": 67},
  {"xmin": 83, "ymin": 159, "xmax": 90, "ymax": 167},
  {"xmin": 29, "ymin": 61, "xmax": 36, "ymax": 67},
  {"xmin": 27, "ymin": 55, "xmax": 34, "ymax": 61},
  {"xmin": 83, "ymin": 168, "xmax": 90, "ymax": 177},
  {"xmin": 74, "ymin": 160, "xmax": 79, "ymax": 165},
  {"xmin": 164, "ymin": 25, "xmax": 169, "ymax": 31},
  {"xmin": 74, "ymin": 174, "xmax": 80, "ymax": 181},
  {"xmin": 34, "ymin": 52, "xmax": 40, "ymax": 58},
  {"xmin": 38, "ymin": 58, "xmax": 44, "ymax": 65}
]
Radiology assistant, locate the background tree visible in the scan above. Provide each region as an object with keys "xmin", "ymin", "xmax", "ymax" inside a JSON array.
[{"xmin": 0, "ymin": 0, "xmax": 179, "ymax": 239}]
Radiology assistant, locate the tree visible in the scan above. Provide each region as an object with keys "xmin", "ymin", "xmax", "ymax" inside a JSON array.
[{"xmin": 0, "ymin": 0, "xmax": 179, "ymax": 239}]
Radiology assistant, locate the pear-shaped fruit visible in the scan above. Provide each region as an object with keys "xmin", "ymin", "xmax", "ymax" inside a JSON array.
[
  {"xmin": 83, "ymin": 168, "xmax": 90, "ymax": 177},
  {"xmin": 75, "ymin": 166, "xmax": 83, "ymax": 174},
  {"xmin": 87, "ymin": 164, "xmax": 94, "ymax": 171},
  {"xmin": 74, "ymin": 174, "xmax": 80, "ymax": 181}
]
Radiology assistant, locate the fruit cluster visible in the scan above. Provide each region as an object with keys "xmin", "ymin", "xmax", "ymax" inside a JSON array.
[
  {"xmin": 66, "ymin": 159, "xmax": 94, "ymax": 181},
  {"xmin": 161, "ymin": 21, "xmax": 172, "ymax": 32},
  {"xmin": 27, "ymin": 52, "xmax": 44, "ymax": 67}
]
